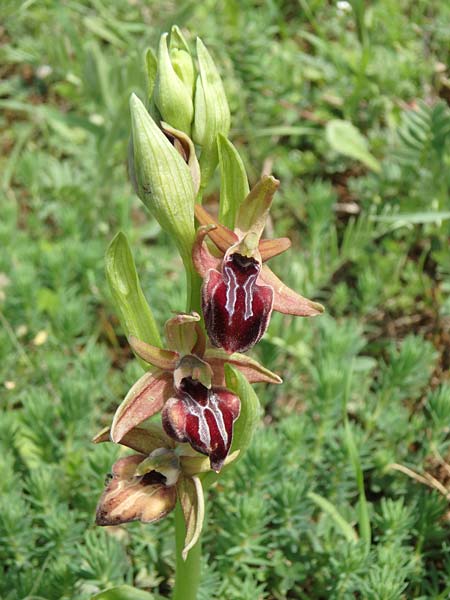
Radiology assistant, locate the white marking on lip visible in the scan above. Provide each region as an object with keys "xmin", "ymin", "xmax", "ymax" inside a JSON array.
[
  {"xmin": 224, "ymin": 263, "xmax": 237, "ymax": 323},
  {"xmin": 243, "ymin": 272, "xmax": 258, "ymax": 320},
  {"xmin": 183, "ymin": 388, "xmax": 228, "ymax": 450},
  {"xmin": 208, "ymin": 391, "xmax": 228, "ymax": 446}
]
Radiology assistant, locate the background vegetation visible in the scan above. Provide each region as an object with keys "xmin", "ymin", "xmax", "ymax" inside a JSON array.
[{"xmin": 1, "ymin": 1, "xmax": 450, "ymax": 598}]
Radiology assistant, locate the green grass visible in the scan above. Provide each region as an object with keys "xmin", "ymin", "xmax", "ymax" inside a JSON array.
[{"xmin": 1, "ymin": 1, "xmax": 450, "ymax": 598}]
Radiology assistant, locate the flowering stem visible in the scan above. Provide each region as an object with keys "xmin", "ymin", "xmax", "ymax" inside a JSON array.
[
  {"xmin": 170, "ymin": 261, "xmax": 203, "ymax": 600},
  {"xmin": 172, "ymin": 501, "xmax": 201, "ymax": 600},
  {"xmin": 185, "ymin": 263, "xmax": 203, "ymax": 316}
]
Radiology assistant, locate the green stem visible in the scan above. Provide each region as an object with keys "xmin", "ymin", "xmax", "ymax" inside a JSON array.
[
  {"xmin": 183, "ymin": 256, "xmax": 203, "ymax": 316},
  {"xmin": 171, "ymin": 255, "xmax": 203, "ymax": 600},
  {"xmin": 172, "ymin": 502, "xmax": 202, "ymax": 600}
]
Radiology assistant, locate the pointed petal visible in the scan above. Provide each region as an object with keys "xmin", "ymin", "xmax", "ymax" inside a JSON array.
[
  {"xmin": 92, "ymin": 426, "xmax": 111, "ymax": 444},
  {"xmin": 205, "ymin": 348, "xmax": 282, "ymax": 385},
  {"xmin": 95, "ymin": 454, "xmax": 177, "ymax": 526},
  {"xmin": 93, "ymin": 423, "xmax": 175, "ymax": 454},
  {"xmin": 192, "ymin": 225, "xmax": 223, "ymax": 278},
  {"xmin": 259, "ymin": 237, "xmax": 291, "ymax": 261},
  {"xmin": 194, "ymin": 204, "xmax": 238, "ymax": 252},
  {"xmin": 111, "ymin": 371, "xmax": 172, "ymax": 443},
  {"xmin": 177, "ymin": 475, "xmax": 205, "ymax": 561},
  {"xmin": 260, "ymin": 265, "xmax": 324, "ymax": 316},
  {"xmin": 203, "ymin": 255, "xmax": 274, "ymax": 353},
  {"xmin": 129, "ymin": 336, "xmax": 179, "ymax": 370},
  {"xmin": 162, "ymin": 380, "xmax": 240, "ymax": 472}
]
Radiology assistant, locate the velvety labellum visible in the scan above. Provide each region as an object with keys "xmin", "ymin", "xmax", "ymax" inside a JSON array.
[
  {"xmin": 203, "ymin": 253, "xmax": 273, "ymax": 353},
  {"xmin": 162, "ymin": 377, "xmax": 240, "ymax": 472}
]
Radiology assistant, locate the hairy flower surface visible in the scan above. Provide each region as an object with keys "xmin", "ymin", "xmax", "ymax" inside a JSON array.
[
  {"xmin": 110, "ymin": 313, "xmax": 280, "ymax": 471},
  {"xmin": 193, "ymin": 175, "xmax": 324, "ymax": 353}
]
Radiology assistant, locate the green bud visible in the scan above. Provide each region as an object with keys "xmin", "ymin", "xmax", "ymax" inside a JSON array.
[
  {"xmin": 129, "ymin": 93, "xmax": 195, "ymax": 266},
  {"xmin": 193, "ymin": 37, "xmax": 230, "ymax": 192},
  {"xmin": 153, "ymin": 32, "xmax": 193, "ymax": 135},
  {"xmin": 105, "ymin": 232, "xmax": 161, "ymax": 349},
  {"xmin": 169, "ymin": 26, "xmax": 195, "ymax": 97}
]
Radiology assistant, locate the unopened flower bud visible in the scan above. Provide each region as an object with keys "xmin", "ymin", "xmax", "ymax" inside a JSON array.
[
  {"xmin": 129, "ymin": 93, "xmax": 195, "ymax": 265},
  {"xmin": 169, "ymin": 26, "xmax": 195, "ymax": 97},
  {"xmin": 153, "ymin": 32, "xmax": 193, "ymax": 135},
  {"xmin": 192, "ymin": 37, "xmax": 230, "ymax": 191}
]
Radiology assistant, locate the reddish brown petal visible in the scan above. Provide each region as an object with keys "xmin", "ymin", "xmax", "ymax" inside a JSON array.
[
  {"xmin": 111, "ymin": 371, "xmax": 173, "ymax": 443},
  {"xmin": 203, "ymin": 254, "xmax": 274, "ymax": 354},
  {"xmin": 205, "ymin": 348, "xmax": 282, "ymax": 385},
  {"xmin": 194, "ymin": 205, "xmax": 238, "ymax": 252},
  {"xmin": 260, "ymin": 265, "xmax": 324, "ymax": 316},
  {"xmin": 259, "ymin": 237, "xmax": 291, "ymax": 261},
  {"xmin": 162, "ymin": 378, "xmax": 240, "ymax": 472},
  {"xmin": 93, "ymin": 423, "xmax": 175, "ymax": 454},
  {"xmin": 128, "ymin": 336, "xmax": 179, "ymax": 370},
  {"xmin": 95, "ymin": 454, "xmax": 177, "ymax": 526},
  {"xmin": 192, "ymin": 225, "xmax": 222, "ymax": 278}
]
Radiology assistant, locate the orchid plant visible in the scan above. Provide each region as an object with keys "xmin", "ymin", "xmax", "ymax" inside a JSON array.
[{"xmin": 94, "ymin": 27, "xmax": 323, "ymax": 600}]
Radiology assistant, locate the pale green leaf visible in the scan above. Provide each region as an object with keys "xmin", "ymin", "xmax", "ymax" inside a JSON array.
[{"xmin": 326, "ymin": 119, "xmax": 381, "ymax": 173}]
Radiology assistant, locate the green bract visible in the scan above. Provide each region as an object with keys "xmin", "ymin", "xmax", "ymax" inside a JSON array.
[
  {"xmin": 129, "ymin": 93, "xmax": 196, "ymax": 267},
  {"xmin": 105, "ymin": 232, "xmax": 161, "ymax": 349},
  {"xmin": 217, "ymin": 133, "xmax": 249, "ymax": 229}
]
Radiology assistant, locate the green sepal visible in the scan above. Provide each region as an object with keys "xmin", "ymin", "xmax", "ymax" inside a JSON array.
[
  {"xmin": 217, "ymin": 134, "xmax": 249, "ymax": 229},
  {"xmin": 129, "ymin": 93, "xmax": 195, "ymax": 266},
  {"xmin": 153, "ymin": 33, "xmax": 193, "ymax": 135},
  {"xmin": 105, "ymin": 232, "xmax": 161, "ymax": 349},
  {"xmin": 193, "ymin": 38, "xmax": 230, "ymax": 194},
  {"xmin": 225, "ymin": 364, "xmax": 261, "ymax": 456},
  {"xmin": 165, "ymin": 312, "xmax": 202, "ymax": 356},
  {"xmin": 235, "ymin": 175, "xmax": 280, "ymax": 240},
  {"xmin": 169, "ymin": 26, "xmax": 195, "ymax": 96}
]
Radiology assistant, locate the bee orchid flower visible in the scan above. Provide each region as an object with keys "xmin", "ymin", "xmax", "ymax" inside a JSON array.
[
  {"xmin": 109, "ymin": 312, "xmax": 280, "ymax": 472},
  {"xmin": 193, "ymin": 175, "xmax": 324, "ymax": 353},
  {"xmin": 94, "ymin": 422, "xmax": 231, "ymax": 559}
]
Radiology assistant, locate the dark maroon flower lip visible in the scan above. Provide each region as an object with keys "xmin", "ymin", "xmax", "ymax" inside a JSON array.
[
  {"xmin": 203, "ymin": 252, "xmax": 274, "ymax": 354},
  {"xmin": 162, "ymin": 377, "xmax": 240, "ymax": 472}
]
